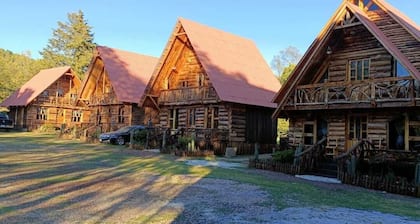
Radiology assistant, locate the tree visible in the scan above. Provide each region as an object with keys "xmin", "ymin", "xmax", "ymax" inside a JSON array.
[
  {"xmin": 271, "ymin": 46, "xmax": 302, "ymax": 84},
  {"xmin": 0, "ymin": 49, "xmax": 47, "ymax": 103},
  {"xmin": 41, "ymin": 10, "xmax": 95, "ymax": 79}
]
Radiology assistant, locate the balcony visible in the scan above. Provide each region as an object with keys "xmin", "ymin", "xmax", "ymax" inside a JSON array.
[
  {"xmin": 286, "ymin": 77, "xmax": 420, "ymax": 109},
  {"xmin": 159, "ymin": 87, "xmax": 218, "ymax": 105},
  {"xmin": 89, "ymin": 93, "xmax": 119, "ymax": 105}
]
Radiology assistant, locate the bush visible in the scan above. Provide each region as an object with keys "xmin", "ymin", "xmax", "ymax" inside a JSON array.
[
  {"xmin": 177, "ymin": 136, "xmax": 193, "ymax": 150},
  {"xmin": 38, "ymin": 124, "xmax": 58, "ymax": 133},
  {"xmin": 133, "ymin": 129, "xmax": 148, "ymax": 144},
  {"xmin": 272, "ymin": 149, "xmax": 295, "ymax": 163}
]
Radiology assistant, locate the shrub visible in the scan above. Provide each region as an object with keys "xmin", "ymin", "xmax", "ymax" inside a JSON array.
[
  {"xmin": 177, "ymin": 136, "xmax": 193, "ymax": 150},
  {"xmin": 133, "ymin": 129, "xmax": 148, "ymax": 144},
  {"xmin": 272, "ymin": 149, "xmax": 295, "ymax": 163}
]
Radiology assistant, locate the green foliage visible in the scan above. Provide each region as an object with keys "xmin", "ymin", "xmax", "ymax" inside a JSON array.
[
  {"xmin": 278, "ymin": 64, "xmax": 296, "ymax": 85},
  {"xmin": 271, "ymin": 149, "xmax": 295, "ymax": 163},
  {"xmin": 277, "ymin": 118, "xmax": 289, "ymax": 137},
  {"xmin": 177, "ymin": 136, "xmax": 193, "ymax": 150},
  {"xmin": 37, "ymin": 124, "xmax": 58, "ymax": 133},
  {"xmin": 0, "ymin": 49, "xmax": 48, "ymax": 103},
  {"xmin": 271, "ymin": 46, "xmax": 302, "ymax": 84},
  {"xmin": 133, "ymin": 129, "xmax": 148, "ymax": 144},
  {"xmin": 40, "ymin": 10, "xmax": 96, "ymax": 79}
]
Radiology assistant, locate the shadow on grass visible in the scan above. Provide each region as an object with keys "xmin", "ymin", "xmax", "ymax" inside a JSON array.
[{"xmin": 0, "ymin": 132, "xmax": 419, "ymax": 223}]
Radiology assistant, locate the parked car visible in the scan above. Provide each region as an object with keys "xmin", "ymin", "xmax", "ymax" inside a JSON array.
[
  {"xmin": 0, "ymin": 112, "xmax": 13, "ymax": 130},
  {"xmin": 99, "ymin": 125, "xmax": 145, "ymax": 145}
]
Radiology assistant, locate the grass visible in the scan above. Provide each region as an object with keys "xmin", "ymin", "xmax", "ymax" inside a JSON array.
[{"xmin": 1, "ymin": 131, "xmax": 419, "ymax": 220}]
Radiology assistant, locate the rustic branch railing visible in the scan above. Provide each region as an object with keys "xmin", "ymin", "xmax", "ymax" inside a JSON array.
[
  {"xmin": 159, "ymin": 87, "xmax": 217, "ymax": 104},
  {"xmin": 335, "ymin": 139, "xmax": 375, "ymax": 174},
  {"xmin": 89, "ymin": 93, "xmax": 119, "ymax": 105},
  {"xmin": 289, "ymin": 77, "xmax": 419, "ymax": 105},
  {"xmin": 294, "ymin": 136, "xmax": 327, "ymax": 173}
]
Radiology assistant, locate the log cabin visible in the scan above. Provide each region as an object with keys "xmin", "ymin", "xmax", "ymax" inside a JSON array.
[
  {"xmin": 0, "ymin": 66, "xmax": 83, "ymax": 131},
  {"xmin": 77, "ymin": 46, "xmax": 158, "ymax": 133},
  {"xmin": 141, "ymin": 18, "xmax": 281, "ymax": 155},
  {"xmin": 272, "ymin": 0, "xmax": 420, "ymax": 178}
]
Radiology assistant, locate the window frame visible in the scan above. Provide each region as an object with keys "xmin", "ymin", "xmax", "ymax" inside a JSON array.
[{"xmin": 348, "ymin": 58, "xmax": 370, "ymax": 81}]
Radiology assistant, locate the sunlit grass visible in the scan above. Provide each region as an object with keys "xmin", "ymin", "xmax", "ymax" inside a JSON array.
[{"xmin": 1, "ymin": 131, "xmax": 419, "ymax": 220}]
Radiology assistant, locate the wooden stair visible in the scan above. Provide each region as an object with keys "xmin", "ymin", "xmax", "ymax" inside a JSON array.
[{"xmin": 307, "ymin": 159, "xmax": 338, "ymax": 178}]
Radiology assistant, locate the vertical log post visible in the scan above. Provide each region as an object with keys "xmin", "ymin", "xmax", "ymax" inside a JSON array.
[{"xmin": 254, "ymin": 142, "xmax": 260, "ymax": 160}]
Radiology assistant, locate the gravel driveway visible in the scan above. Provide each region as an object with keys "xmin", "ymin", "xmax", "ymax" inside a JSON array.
[{"xmin": 0, "ymin": 134, "xmax": 419, "ymax": 223}]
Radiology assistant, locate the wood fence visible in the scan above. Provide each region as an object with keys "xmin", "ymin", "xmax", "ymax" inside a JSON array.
[
  {"xmin": 249, "ymin": 158, "xmax": 420, "ymax": 198},
  {"xmin": 338, "ymin": 172, "xmax": 419, "ymax": 197},
  {"xmin": 248, "ymin": 158, "xmax": 301, "ymax": 175}
]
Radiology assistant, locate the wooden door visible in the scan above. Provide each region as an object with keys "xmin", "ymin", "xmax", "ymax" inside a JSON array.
[{"xmin": 346, "ymin": 115, "xmax": 367, "ymax": 150}]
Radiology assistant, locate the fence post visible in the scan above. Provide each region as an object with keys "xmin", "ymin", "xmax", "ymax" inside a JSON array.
[
  {"xmin": 254, "ymin": 142, "xmax": 260, "ymax": 160},
  {"xmin": 162, "ymin": 128, "xmax": 167, "ymax": 151}
]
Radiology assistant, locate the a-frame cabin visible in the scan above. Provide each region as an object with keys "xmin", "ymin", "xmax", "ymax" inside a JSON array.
[
  {"xmin": 1, "ymin": 66, "xmax": 83, "ymax": 131},
  {"xmin": 141, "ymin": 18, "xmax": 281, "ymax": 155},
  {"xmin": 78, "ymin": 46, "xmax": 158, "ymax": 133},
  {"xmin": 273, "ymin": 0, "xmax": 419, "ymax": 177}
]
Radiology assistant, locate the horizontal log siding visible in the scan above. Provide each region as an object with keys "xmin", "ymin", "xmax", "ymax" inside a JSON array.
[
  {"xmin": 328, "ymin": 24, "xmax": 393, "ymax": 82},
  {"xmin": 368, "ymin": 10, "xmax": 420, "ymax": 71},
  {"xmin": 327, "ymin": 115, "xmax": 346, "ymax": 153}
]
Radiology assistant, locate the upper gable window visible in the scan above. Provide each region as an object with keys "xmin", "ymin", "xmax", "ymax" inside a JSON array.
[
  {"xmin": 349, "ymin": 59, "xmax": 370, "ymax": 81},
  {"xmin": 42, "ymin": 90, "xmax": 49, "ymax": 97},
  {"xmin": 57, "ymin": 89, "xmax": 64, "ymax": 97},
  {"xmin": 393, "ymin": 59, "xmax": 410, "ymax": 77}
]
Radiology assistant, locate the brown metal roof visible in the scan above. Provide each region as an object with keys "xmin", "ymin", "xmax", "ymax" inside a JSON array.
[
  {"xmin": 144, "ymin": 18, "xmax": 280, "ymax": 108},
  {"xmin": 272, "ymin": 0, "xmax": 420, "ymax": 118},
  {"xmin": 96, "ymin": 46, "xmax": 158, "ymax": 103},
  {"xmin": 0, "ymin": 66, "xmax": 75, "ymax": 107}
]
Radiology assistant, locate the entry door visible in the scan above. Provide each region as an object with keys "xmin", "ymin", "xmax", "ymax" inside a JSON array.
[{"xmin": 347, "ymin": 115, "xmax": 367, "ymax": 150}]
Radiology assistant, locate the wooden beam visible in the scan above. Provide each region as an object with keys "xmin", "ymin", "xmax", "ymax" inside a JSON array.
[
  {"xmin": 335, "ymin": 21, "xmax": 362, "ymax": 29},
  {"xmin": 147, "ymin": 95, "xmax": 160, "ymax": 112}
]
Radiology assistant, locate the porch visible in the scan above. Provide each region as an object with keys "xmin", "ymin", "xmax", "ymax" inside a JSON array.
[
  {"xmin": 285, "ymin": 77, "xmax": 420, "ymax": 110},
  {"xmin": 158, "ymin": 86, "xmax": 218, "ymax": 105}
]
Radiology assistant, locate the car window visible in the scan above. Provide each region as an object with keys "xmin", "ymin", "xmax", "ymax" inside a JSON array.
[
  {"xmin": 117, "ymin": 126, "xmax": 133, "ymax": 132},
  {"xmin": 0, "ymin": 113, "xmax": 9, "ymax": 119}
]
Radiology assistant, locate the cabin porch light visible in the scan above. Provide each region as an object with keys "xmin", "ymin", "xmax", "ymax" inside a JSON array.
[{"xmin": 326, "ymin": 46, "xmax": 333, "ymax": 55}]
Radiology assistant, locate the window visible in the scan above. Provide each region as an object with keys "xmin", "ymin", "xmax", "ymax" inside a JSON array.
[
  {"xmin": 36, "ymin": 108, "xmax": 47, "ymax": 120},
  {"xmin": 198, "ymin": 73, "xmax": 205, "ymax": 87},
  {"xmin": 392, "ymin": 59, "xmax": 410, "ymax": 77},
  {"xmin": 71, "ymin": 110, "xmax": 82, "ymax": 122},
  {"xmin": 57, "ymin": 89, "xmax": 64, "ymax": 97},
  {"xmin": 181, "ymin": 81, "xmax": 188, "ymax": 88},
  {"xmin": 187, "ymin": 108, "xmax": 196, "ymax": 127},
  {"xmin": 303, "ymin": 122, "xmax": 315, "ymax": 145},
  {"xmin": 169, "ymin": 109, "xmax": 178, "ymax": 129},
  {"xmin": 70, "ymin": 93, "xmax": 77, "ymax": 100},
  {"xmin": 42, "ymin": 90, "xmax": 49, "ymax": 97},
  {"xmin": 349, "ymin": 116, "xmax": 367, "ymax": 140},
  {"xmin": 118, "ymin": 107, "xmax": 125, "ymax": 123},
  {"xmin": 205, "ymin": 107, "xmax": 219, "ymax": 129},
  {"xmin": 349, "ymin": 59, "xmax": 370, "ymax": 81}
]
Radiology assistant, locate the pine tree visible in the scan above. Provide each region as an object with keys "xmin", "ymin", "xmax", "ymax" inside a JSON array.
[{"xmin": 41, "ymin": 10, "xmax": 95, "ymax": 79}]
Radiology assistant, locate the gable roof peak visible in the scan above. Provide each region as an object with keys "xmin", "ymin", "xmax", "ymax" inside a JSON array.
[{"xmin": 144, "ymin": 18, "xmax": 281, "ymax": 108}]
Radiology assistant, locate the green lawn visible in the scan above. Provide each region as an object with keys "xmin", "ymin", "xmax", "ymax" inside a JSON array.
[{"xmin": 0, "ymin": 131, "xmax": 419, "ymax": 220}]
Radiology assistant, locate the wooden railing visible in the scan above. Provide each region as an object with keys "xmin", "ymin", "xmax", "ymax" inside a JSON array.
[
  {"xmin": 89, "ymin": 93, "xmax": 119, "ymax": 105},
  {"xmin": 293, "ymin": 136, "xmax": 327, "ymax": 173},
  {"xmin": 335, "ymin": 139, "xmax": 375, "ymax": 175},
  {"xmin": 159, "ymin": 87, "xmax": 218, "ymax": 104},
  {"xmin": 288, "ymin": 77, "xmax": 420, "ymax": 106}
]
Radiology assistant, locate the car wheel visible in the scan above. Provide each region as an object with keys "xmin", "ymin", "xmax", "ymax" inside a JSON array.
[{"xmin": 117, "ymin": 136, "xmax": 125, "ymax": 145}]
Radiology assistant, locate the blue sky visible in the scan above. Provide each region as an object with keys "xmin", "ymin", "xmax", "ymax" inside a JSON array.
[{"xmin": 0, "ymin": 0, "xmax": 419, "ymax": 65}]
